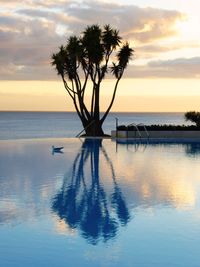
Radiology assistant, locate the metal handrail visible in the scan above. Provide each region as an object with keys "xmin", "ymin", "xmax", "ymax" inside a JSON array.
[
  {"xmin": 127, "ymin": 123, "xmax": 142, "ymax": 138},
  {"xmin": 76, "ymin": 120, "xmax": 95, "ymax": 137},
  {"xmin": 137, "ymin": 123, "xmax": 150, "ymax": 138}
]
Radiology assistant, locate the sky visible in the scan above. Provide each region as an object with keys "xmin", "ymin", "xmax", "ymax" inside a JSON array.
[{"xmin": 0, "ymin": 0, "xmax": 200, "ymax": 111}]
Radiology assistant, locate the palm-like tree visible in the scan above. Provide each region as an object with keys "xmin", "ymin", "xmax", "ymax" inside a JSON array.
[{"xmin": 52, "ymin": 24, "xmax": 134, "ymax": 136}]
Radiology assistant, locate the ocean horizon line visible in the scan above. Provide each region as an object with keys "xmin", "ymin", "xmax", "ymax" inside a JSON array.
[{"xmin": 0, "ymin": 110, "xmax": 185, "ymax": 114}]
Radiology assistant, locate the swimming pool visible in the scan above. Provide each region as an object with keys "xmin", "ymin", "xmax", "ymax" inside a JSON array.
[{"xmin": 0, "ymin": 138, "xmax": 200, "ymax": 266}]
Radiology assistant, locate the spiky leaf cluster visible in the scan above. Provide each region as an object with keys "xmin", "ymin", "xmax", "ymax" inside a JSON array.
[{"xmin": 52, "ymin": 24, "xmax": 133, "ymax": 82}]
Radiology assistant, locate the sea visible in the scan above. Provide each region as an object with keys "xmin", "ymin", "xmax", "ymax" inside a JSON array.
[{"xmin": 0, "ymin": 111, "xmax": 191, "ymax": 140}]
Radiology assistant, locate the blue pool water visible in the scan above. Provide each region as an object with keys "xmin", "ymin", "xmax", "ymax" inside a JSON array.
[{"xmin": 0, "ymin": 138, "xmax": 200, "ymax": 266}]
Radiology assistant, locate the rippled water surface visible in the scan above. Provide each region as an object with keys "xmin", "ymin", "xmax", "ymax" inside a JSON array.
[{"xmin": 1, "ymin": 138, "xmax": 200, "ymax": 267}]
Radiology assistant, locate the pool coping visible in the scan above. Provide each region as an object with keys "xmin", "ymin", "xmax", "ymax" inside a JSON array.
[{"xmin": 111, "ymin": 130, "xmax": 200, "ymax": 139}]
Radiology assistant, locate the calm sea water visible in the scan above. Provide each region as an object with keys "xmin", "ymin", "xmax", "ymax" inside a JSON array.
[
  {"xmin": 0, "ymin": 111, "xmax": 189, "ymax": 140},
  {"xmin": 0, "ymin": 138, "xmax": 200, "ymax": 267}
]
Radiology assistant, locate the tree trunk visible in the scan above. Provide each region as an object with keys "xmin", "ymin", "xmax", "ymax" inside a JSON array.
[{"xmin": 81, "ymin": 119, "xmax": 105, "ymax": 136}]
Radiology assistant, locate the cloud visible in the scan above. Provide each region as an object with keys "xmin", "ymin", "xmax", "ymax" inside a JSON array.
[
  {"xmin": 0, "ymin": 0, "xmax": 194, "ymax": 80},
  {"xmin": 148, "ymin": 57, "xmax": 200, "ymax": 78},
  {"xmin": 0, "ymin": 14, "xmax": 66, "ymax": 72},
  {"xmin": 0, "ymin": 0, "xmax": 70, "ymax": 7},
  {"xmin": 17, "ymin": 8, "xmax": 81, "ymax": 26},
  {"xmin": 17, "ymin": 1, "xmax": 184, "ymax": 42},
  {"xmin": 0, "ymin": 0, "xmax": 23, "ymax": 4},
  {"xmin": 136, "ymin": 42, "xmax": 200, "ymax": 59},
  {"xmin": 64, "ymin": 2, "xmax": 184, "ymax": 42},
  {"xmin": 125, "ymin": 57, "xmax": 200, "ymax": 79}
]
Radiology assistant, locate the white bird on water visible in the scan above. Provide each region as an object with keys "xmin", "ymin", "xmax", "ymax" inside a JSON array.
[{"xmin": 52, "ymin": 146, "xmax": 64, "ymax": 154}]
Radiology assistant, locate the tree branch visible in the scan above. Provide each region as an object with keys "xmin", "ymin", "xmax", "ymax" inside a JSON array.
[
  {"xmin": 100, "ymin": 76, "xmax": 122, "ymax": 124},
  {"xmin": 91, "ymin": 84, "xmax": 95, "ymax": 117},
  {"xmin": 62, "ymin": 76, "xmax": 76, "ymax": 100}
]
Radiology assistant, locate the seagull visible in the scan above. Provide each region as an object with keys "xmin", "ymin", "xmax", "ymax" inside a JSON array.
[{"xmin": 52, "ymin": 146, "xmax": 64, "ymax": 154}]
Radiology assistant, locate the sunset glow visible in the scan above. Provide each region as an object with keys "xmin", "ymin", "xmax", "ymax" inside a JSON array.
[{"xmin": 0, "ymin": 0, "xmax": 200, "ymax": 111}]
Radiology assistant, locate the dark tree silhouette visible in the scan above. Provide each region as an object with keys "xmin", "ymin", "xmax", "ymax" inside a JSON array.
[
  {"xmin": 185, "ymin": 111, "xmax": 200, "ymax": 127},
  {"xmin": 51, "ymin": 24, "xmax": 134, "ymax": 136},
  {"xmin": 52, "ymin": 139, "xmax": 130, "ymax": 244}
]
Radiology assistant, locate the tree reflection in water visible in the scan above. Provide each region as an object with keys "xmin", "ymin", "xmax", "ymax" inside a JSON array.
[
  {"xmin": 185, "ymin": 142, "xmax": 200, "ymax": 156},
  {"xmin": 52, "ymin": 139, "xmax": 130, "ymax": 245}
]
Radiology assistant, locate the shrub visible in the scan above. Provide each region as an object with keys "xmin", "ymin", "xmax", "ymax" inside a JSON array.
[
  {"xmin": 185, "ymin": 111, "xmax": 200, "ymax": 127},
  {"xmin": 117, "ymin": 124, "xmax": 200, "ymax": 131}
]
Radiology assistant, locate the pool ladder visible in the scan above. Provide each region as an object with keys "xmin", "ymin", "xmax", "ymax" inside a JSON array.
[
  {"xmin": 127, "ymin": 123, "xmax": 150, "ymax": 139},
  {"xmin": 116, "ymin": 119, "xmax": 149, "ymax": 139}
]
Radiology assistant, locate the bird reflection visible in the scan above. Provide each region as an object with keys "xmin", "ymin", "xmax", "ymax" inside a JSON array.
[{"xmin": 52, "ymin": 139, "xmax": 130, "ymax": 245}]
